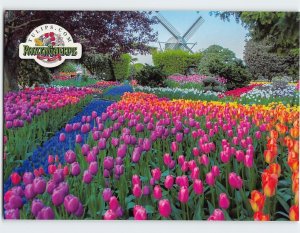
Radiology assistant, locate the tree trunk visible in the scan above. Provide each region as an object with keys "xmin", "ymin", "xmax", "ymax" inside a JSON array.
[
  {"xmin": 4, "ymin": 55, "xmax": 18, "ymax": 94},
  {"xmin": 108, "ymin": 58, "xmax": 116, "ymax": 81}
]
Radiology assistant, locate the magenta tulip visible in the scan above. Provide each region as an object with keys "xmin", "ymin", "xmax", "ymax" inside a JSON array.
[{"xmin": 158, "ymin": 199, "xmax": 171, "ymax": 218}]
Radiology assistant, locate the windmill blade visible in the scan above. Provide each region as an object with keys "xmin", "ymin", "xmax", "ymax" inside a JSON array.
[
  {"xmin": 154, "ymin": 13, "xmax": 181, "ymax": 39},
  {"xmin": 182, "ymin": 16, "xmax": 204, "ymax": 41}
]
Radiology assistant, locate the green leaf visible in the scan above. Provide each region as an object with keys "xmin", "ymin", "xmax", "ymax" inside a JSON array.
[
  {"xmin": 126, "ymin": 202, "xmax": 135, "ymax": 210},
  {"xmin": 145, "ymin": 205, "xmax": 155, "ymax": 214}
]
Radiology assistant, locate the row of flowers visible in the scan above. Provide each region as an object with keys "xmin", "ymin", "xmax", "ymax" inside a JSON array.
[
  {"xmin": 167, "ymin": 74, "xmax": 227, "ymax": 85},
  {"xmin": 4, "ymin": 92, "xmax": 299, "ymax": 220}
]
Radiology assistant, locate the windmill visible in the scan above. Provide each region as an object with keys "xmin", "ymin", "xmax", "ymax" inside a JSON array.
[{"xmin": 154, "ymin": 12, "xmax": 204, "ymax": 53}]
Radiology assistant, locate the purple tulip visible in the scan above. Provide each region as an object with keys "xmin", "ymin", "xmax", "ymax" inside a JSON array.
[
  {"xmin": 83, "ymin": 170, "xmax": 93, "ymax": 184},
  {"xmin": 103, "ymin": 156, "xmax": 114, "ymax": 170},
  {"xmin": 9, "ymin": 195, "xmax": 23, "ymax": 209},
  {"xmin": 33, "ymin": 177, "xmax": 46, "ymax": 195},
  {"xmin": 81, "ymin": 123, "xmax": 90, "ymax": 134},
  {"xmin": 111, "ymin": 137, "xmax": 119, "ymax": 147},
  {"xmin": 37, "ymin": 207, "xmax": 55, "ymax": 220},
  {"xmin": 71, "ymin": 162, "xmax": 81, "ymax": 176},
  {"xmin": 81, "ymin": 144, "xmax": 90, "ymax": 156},
  {"xmin": 102, "ymin": 188, "xmax": 113, "ymax": 202},
  {"xmin": 75, "ymin": 134, "xmax": 83, "ymax": 143},
  {"xmin": 53, "ymin": 169, "xmax": 64, "ymax": 184},
  {"xmin": 65, "ymin": 150, "xmax": 76, "ymax": 164},
  {"xmin": 88, "ymin": 162, "xmax": 98, "ymax": 175},
  {"xmin": 11, "ymin": 186, "xmax": 24, "ymax": 197},
  {"xmin": 6, "ymin": 121, "xmax": 13, "ymax": 129},
  {"xmin": 114, "ymin": 165, "xmax": 124, "ymax": 176},
  {"xmin": 5, "ymin": 209, "xmax": 20, "ymax": 219},
  {"xmin": 23, "ymin": 172, "xmax": 34, "ymax": 185},
  {"xmin": 98, "ymin": 138, "xmax": 106, "ymax": 150},
  {"xmin": 52, "ymin": 188, "xmax": 65, "ymax": 206},
  {"xmin": 46, "ymin": 179, "xmax": 57, "ymax": 195},
  {"xmin": 25, "ymin": 184, "xmax": 36, "ymax": 199},
  {"xmin": 31, "ymin": 199, "xmax": 44, "ymax": 217},
  {"xmin": 142, "ymin": 185, "xmax": 151, "ymax": 195},
  {"xmin": 74, "ymin": 203, "xmax": 84, "ymax": 217},
  {"xmin": 131, "ymin": 147, "xmax": 141, "ymax": 163},
  {"xmin": 117, "ymin": 144, "xmax": 127, "ymax": 158},
  {"xmin": 103, "ymin": 169, "xmax": 110, "ymax": 178},
  {"xmin": 64, "ymin": 195, "xmax": 80, "ymax": 214}
]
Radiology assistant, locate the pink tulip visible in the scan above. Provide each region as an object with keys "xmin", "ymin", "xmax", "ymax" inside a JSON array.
[
  {"xmin": 219, "ymin": 193, "xmax": 230, "ymax": 209},
  {"xmin": 158, "ymin": 199, "xmax": 171, "ymax": 218},
  {"xmin": 244, "ymin": 155, "xmax": 253, "ymax": 168},
  {"xmin": 153, "ymin": 185, "xmax": 162, "ymax": 200},
  {"xmin": 151, "ymin": 168, "xmax": 161, "ymax": 181},
  {"xmin": 191, "ymin": 167, "xmax": 200, "ymax": 180},
  {"xmin": 81, "ymin": 144, "xmax": 90, "ymax": 156},
  {"xmin": 211, "ymin": 165, "xmax": 220, "ymax": 177},
  {"xmin": 71, "ymin": 162, "xmax": 81, "ymax": 176},
  {"xmin": 206, "ymin": 172, "xmax": 215, "ymax": 186},
  {"xmin": 133, "ymin": 205, "xmax": 147, "ymax": 220},
  {"xmin": 59, "ymin": 133, "xmax": 66, "ymax": 142},
  {"xmin": 163, "ymin": 153, "xmax": 172, "ymax": 166},
  {"xmin": 109, "ymin": 196, "xmax": 119, "ymax": 211},
  {"xmin": 23, "ymin": 172, "xmax": 34, "ymax": 185},
  {"xmin": 178, "ymin": 155, "xmax": 185, "ymax": 166},
  {"xmin": 132, "ymin": 174, "xmax": 141, "ymax": 186},
  {"xmin": 133, "ymin": 184, "xmax": 142, "ymax": 198},
  {"xmin": 255, "ymin": 131, "xmax": 261, "ymax": 139},
  {"xmin": 103, "ymin": 209, "xmax": 117, "ymax": 220},
  {"xmin": 171, "ymin": 141, "xmax": 178, "ymax": 153},
  {"xmin": 164, "ymin": 175, "xmax": 174, "ymax": 189},
  {"xmin": 88, "ymin": 161, "xmax": 98, "ymax": 175},
  {"xmin": 178, "ymin": 186, "xmax": 189, "ymax": 203},
  {"xmin": 193, "ymin": 179, "xmax": 204, "ymax": 195},
  {"xmin": 33, "ymin": 177, "xmax": 46, "ymax": 194},
  {"xmin": 228, "ymin": 172, "xmax": 243, "ymax": 189},
  {"xmin": 199, "ymin": 154, "xmax": 209, "ymax": 166}
]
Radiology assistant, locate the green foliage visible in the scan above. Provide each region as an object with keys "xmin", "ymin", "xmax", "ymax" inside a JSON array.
[
  {"xmin": 82, "ymin": 53, "xmax": 131, "ymax": 81},
  {"xmin": 113, "ymin": 54, "xmax": 131, "ymax": 80},
  {"xmin": 211, "ymin": 11, "xmax": 300, "ymax": 55},
  {"xmin": 51, "ymin": 79, "xmax": 97, "ymax": 87},
  {"xmin": 82, "ymin": 53, "xmax": 111, "ymax": 80},
  {"xmin": 164, "ymin": 79, "xmax": 204, "ymax": 91},
  {"xmin": 17, "ymin": 60, "xmax": 51, "ymax": 88},
  {"xmin": 152, "ymin": 50, "xmax": 202, "ymax": 75},
  {"xmin": 135, "ymin": 65, "xmax": 166, "ymax": 87},
  {"xmin": 244, "ymin": 38, "xmax": 299, "ymax": 81},
  {"xmin": 58, "ymin": 61, "xmax": 77, "ymax": 73},
  {"xmin": 198, "ymin": 45, "xmax": 236, "ymax": 75},
  {"xmin": 82, "ymin": 69, "xmax": 89, "ymax": 82},
  {"xmin": 198, "ymin": 45, "xmax": 250, "ymax": 90}
]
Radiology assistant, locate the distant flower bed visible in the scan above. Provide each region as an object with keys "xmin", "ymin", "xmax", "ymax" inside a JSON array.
[
  {"xmin": 88, "ymin": 81, "xmax": 120, "ymax": 89},
  {"xmin": 219, "ymin": 84, "xmax": 262, "ymax": 98},
  {"xmin": 52, "ymin": 76, "xmax": 77, "ymax": 81},
  {"xmin": 168, "ymin": 74, "xmax": 227, "ymax": 85}
]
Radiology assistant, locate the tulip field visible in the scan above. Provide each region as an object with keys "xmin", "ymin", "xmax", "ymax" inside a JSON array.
[{"xmin": 3, "ymin": 83, "xmax": 299, "ymax": 221}]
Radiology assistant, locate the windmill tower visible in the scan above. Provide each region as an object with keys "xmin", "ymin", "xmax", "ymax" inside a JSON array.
[{"xmin": 154, "ymin": 12, "xmax": 205, "ymax": 53}]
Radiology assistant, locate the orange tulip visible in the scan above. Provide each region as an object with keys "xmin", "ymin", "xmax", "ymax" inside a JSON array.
[
  {"xmin": 262, "ymin": 172, "xmax": 278, "ymax": 197},
  {"xmin": 292, "ymin": 172, "xmax": 299, "ymax": 195},
  {"xmin": 290, "ymin": 127, "xmax": 299, "ymax": 139},
  {"xmin": 249, "ymin": 190, "xmax": 265, "ymax": 213},
  {"xmin": 293, "ymin": 140, "xmax": 299, "ymax": 154},
  {"xmin": 289, "ymin": 205, "xmax": 299, "ymax": 221},
  {"xmin": 288, "ymin": 151, "xmax": 299, "ymax": 173},
  {"xmin": 264, "ymin": 150, "xmax": 277, "ymax": 164},
  {"xmin": 276, "ymin": 123, "xmax": 288, "ymax": 135},
  {"xmin": 266, "ymin": 163, "xmax": 281, "ymax": 177},
  {"xmin": 269, "ymin": 130, "xmax": 279, "ymax": 140},
  {"xmin": 253, "ymin": 211, "xmax": 270, "ymax": 221}
]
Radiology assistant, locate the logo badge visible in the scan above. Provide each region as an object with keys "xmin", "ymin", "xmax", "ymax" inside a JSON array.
[{"xmin": 19, "ymin": 24, "xmax": 82, "ymax": 68}]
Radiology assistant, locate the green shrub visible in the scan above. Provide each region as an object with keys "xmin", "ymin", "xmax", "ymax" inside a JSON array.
[
  {"xmin": 152, "ymin": 50, "xmax": 202, "ymax": 75},
  {"xmin": 17, "ymin": 60, "xmax": 51, "ymax": 88},
  {"xmin": 136, "ymin": 65, "xmax": 166, "ymax": 87},
  {"xmin": 113, "ymin": 54, "xmax": 131, "ymax": 80}
]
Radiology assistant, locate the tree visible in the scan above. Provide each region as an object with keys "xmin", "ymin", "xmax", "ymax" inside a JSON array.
[
  {"xmin": 211, "ymin": 12, "xmax": 300, "ymax": 54},
  {"xmin": 198, "ymin": 45, "xmax": 237, "ymax": 75},
  {"xmin": 244, "ymin": 38, "xmax": 299, "ymax": 81},
  {"xmin": 198, "ymin": 45, "xmax": 251, "ymax": 89},
  {"xmin": 4, "ymin": 11, "xmax": 157, "ymax": 91}
]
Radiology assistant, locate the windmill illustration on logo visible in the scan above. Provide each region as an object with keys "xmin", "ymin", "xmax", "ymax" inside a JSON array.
[{"xmin": 154, "ymin": 12, "xmax": 204, "ymax": 53}]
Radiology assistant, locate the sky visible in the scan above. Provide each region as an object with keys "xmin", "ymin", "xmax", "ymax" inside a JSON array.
[{"xmin": 133, "ymin": 11, "xmax": 249, "ymax": 64}]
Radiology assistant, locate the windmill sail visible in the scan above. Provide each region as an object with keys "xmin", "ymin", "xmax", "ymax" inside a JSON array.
[
  {"xmin": 183, "ymin": 16, "xmax": 204, "ymax": 41},
  {"xmin": 155, "ymin": 13, "xmax": 181, "ymax": 39}
]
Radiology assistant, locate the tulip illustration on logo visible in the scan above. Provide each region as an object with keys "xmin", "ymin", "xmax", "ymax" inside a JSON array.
[{"xmin": 19, "ymin": 24, "xmax": 82, "ymax": 68}]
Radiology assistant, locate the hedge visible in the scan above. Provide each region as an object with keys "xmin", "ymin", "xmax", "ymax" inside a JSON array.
[
  {"xmin": 113, "ymin": 54, "xmax": 131, "ymax": 80},
  {"xmin": 152, "ymin": 50, "xmax": 202, "ymax": 75}
]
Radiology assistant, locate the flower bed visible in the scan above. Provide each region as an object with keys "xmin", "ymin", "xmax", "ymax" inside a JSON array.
[
  {"xmin": 134, "ymin": 85, "xmax": 220, "ymax": 101},
  {"xmin": 168, "ymin": 74, "xmax": 227, "ymax": 85},
  {"xmin": 4, "ymin": 88, "xmax": 93, "ymax": 176},
  {"xmin": 4, "ymin": 92, "xmax": 299, "ymax": 220}
]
